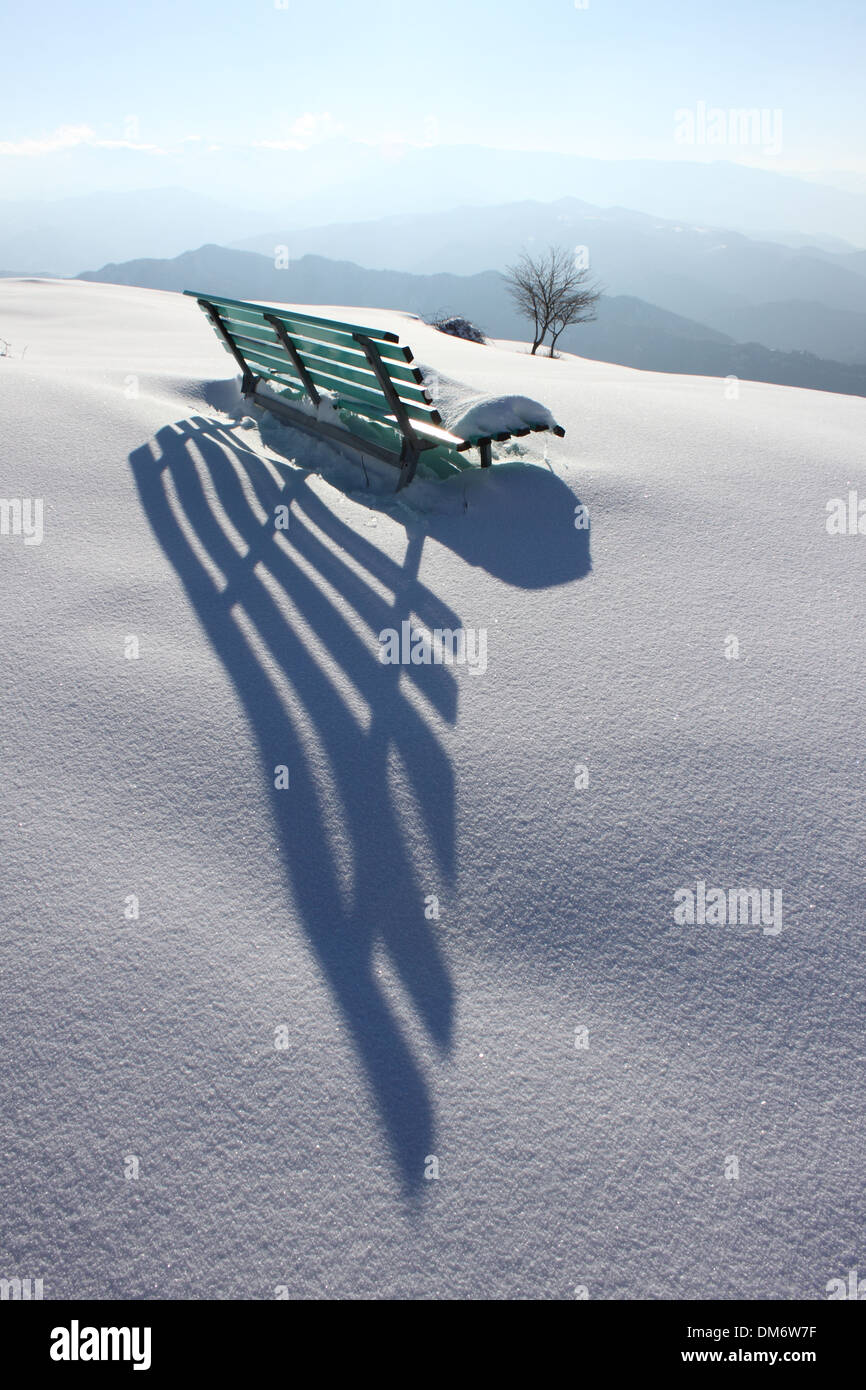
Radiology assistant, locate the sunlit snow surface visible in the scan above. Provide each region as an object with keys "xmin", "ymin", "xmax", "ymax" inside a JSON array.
[{"xmin": 1, "ymin": 278, "xmax": 864, "ymax": 1299}]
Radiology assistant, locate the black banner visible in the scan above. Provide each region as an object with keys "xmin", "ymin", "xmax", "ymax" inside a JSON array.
[{"xmin": 5, "ymin": 1299, "xmax": 861, "ymax": 1376}]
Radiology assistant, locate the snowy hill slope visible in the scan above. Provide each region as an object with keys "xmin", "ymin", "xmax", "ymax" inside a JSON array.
[{"xmin": 1, "ymin": 278, "xmax": 864, "ymax": 1300}]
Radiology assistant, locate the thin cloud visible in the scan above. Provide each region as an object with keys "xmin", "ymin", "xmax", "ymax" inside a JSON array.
[
  {"xmin": 253, "ymin": 112, "xmax": 343, "ymax": 150},
  {"xmin": 0, "ymin": 117, "xmax": 445, "ymax": 163},
  {"xmin": 0, "ymin": 124, "xmax": 166, "ymax": 157}
]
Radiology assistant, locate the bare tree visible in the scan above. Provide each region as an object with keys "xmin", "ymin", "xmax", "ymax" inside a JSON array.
[
  {"xmin": 505, "ymin": 246, "xmax": 602, "ymax": 356},
  {"xmin": 546, "ymin": 266, "xmax": 601, "ymax": 356},
  {"xmin": 505, "ymin": 249, "xmax": 553, "ymax": 354}
]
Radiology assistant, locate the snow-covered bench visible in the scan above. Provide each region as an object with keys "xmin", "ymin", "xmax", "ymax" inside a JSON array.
[{"xmin": 185, "ymin": 291, "xmax": 565, "ymax": 490}]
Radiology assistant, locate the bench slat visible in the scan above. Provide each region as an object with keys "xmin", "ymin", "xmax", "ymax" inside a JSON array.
[
  {"xmin": 298, "ymin": 344, "xmax": 430, "ymax": 403},
  {"xmin": 229, "ymin": 318, "xmax": 425, "ymax": 389},
  {"xmin": 226, "ymin": 328, "xmax": 435, "ymax": 408},
  {"xmin": 183, "ymin": 290, "xmax": 398, "ymax": 343},
  {"xmin": 262, "ymin": 374, "xmax": 402, "ymax": 423},
  {"xmin": 240, "ymin": 348, "xmax": 440, "ymax": 427},
  {"xmin": 219, "ymin": 304, "xmax": 414, "ymax": 366},
  {"xmin": 216, "ymin": 313, "xmax": 424, "ymax": 387},
  {"xmin": 187, "ymin": 291, "xmax": 413, "ymax": 366},
  {"xmin": 269, "ymin": 313, "xmax": 413, "ymax": 367}
]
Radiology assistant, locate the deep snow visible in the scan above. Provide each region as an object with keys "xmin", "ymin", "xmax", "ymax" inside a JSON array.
[{"xmin": 1, "ymin": 277, "xmax": 864, "ymax": 1300}]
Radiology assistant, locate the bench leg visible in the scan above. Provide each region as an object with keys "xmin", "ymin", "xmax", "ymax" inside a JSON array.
[
  {"xmin": 396, "ymin": 442, "xmax": 420, "ymax": 491},
  {"xmin": 479, "ymin": 439, "xmax": 493, "ymax": 468}
]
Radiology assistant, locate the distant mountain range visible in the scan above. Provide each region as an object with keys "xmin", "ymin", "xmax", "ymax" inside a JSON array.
[
  {"xmin": 0, "ymin": 189, "xmax": 268, "ymax": 278},
  {"xmin": 231, "ymin": 197, "xmax": 866, "ymax": 365},
  {"xmin": 3, "ymin": 169, "xmax": 864, "ymax": 374},
  {"xmin": 274, "ymin": 146, "xmax": 866, "ymax": 247},
  {"xmin": 75, "ymin": 244, "xmax": 866, "ymax": 397},
  {"xmin": 4, "ymin": 146, "xmax": 866, "ymax": 249}
]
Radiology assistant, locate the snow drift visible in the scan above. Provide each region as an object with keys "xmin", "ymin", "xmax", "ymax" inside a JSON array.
[{"xmin": 1, "ymin": 278, "xmax": 864, "ymax": 1300}]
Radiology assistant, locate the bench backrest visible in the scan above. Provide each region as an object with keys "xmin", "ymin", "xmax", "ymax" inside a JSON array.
[{"xmin": 184, "ymin": 291, "xmax": 443, "ymax": 437}]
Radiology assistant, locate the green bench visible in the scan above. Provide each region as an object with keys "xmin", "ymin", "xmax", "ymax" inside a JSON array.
[{"xmin": 185, "ymin": 290, "xmax": 565, "ymax": 490}]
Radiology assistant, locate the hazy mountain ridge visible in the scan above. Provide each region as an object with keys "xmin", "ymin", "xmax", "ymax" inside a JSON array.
[
  {"xmin": 232, "ymin": 197, "xmax": 866, "ymax": 364},
  {"xmin": 2, "ymin": 147, "xmax": 865, "ymax": 277},
  {"xmin": 4, "ymin": 173, "xmax": 864, "ymax": 366},
  {"xmin": 0, "ymin": 188, "xmax": 270, "ymax": 278},
  {"xmin": 6, "ymin": 142, "xmax": 864, "ymax": 243}
]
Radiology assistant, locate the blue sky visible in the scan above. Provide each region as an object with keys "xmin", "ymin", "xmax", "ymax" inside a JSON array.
[{"xmin": 2, "ymin": 0, "xmax": 865, "ymax": 198}]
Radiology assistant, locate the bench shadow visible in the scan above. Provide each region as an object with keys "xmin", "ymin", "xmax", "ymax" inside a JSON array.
[
  {"xmin": 131, "ymin": 416, "xmax": 463, "ymax": 1193},
  {"xmin": 129, "ymin": 414, "xmax": 591, "ymax": 1193}
]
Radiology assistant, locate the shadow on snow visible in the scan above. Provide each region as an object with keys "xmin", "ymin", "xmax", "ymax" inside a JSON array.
[{"xmin": 129, "ymin": 414, "xmax": 590, "ymax": 1191}]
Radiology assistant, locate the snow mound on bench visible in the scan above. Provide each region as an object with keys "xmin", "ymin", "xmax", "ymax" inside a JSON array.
[
  {"xmin": 418, "ymin": 363, "xmax": 562, "ymax": 441},
  {"xmin": 449, "ymin": 393, "xmax": 561, "ymax": 440}
]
